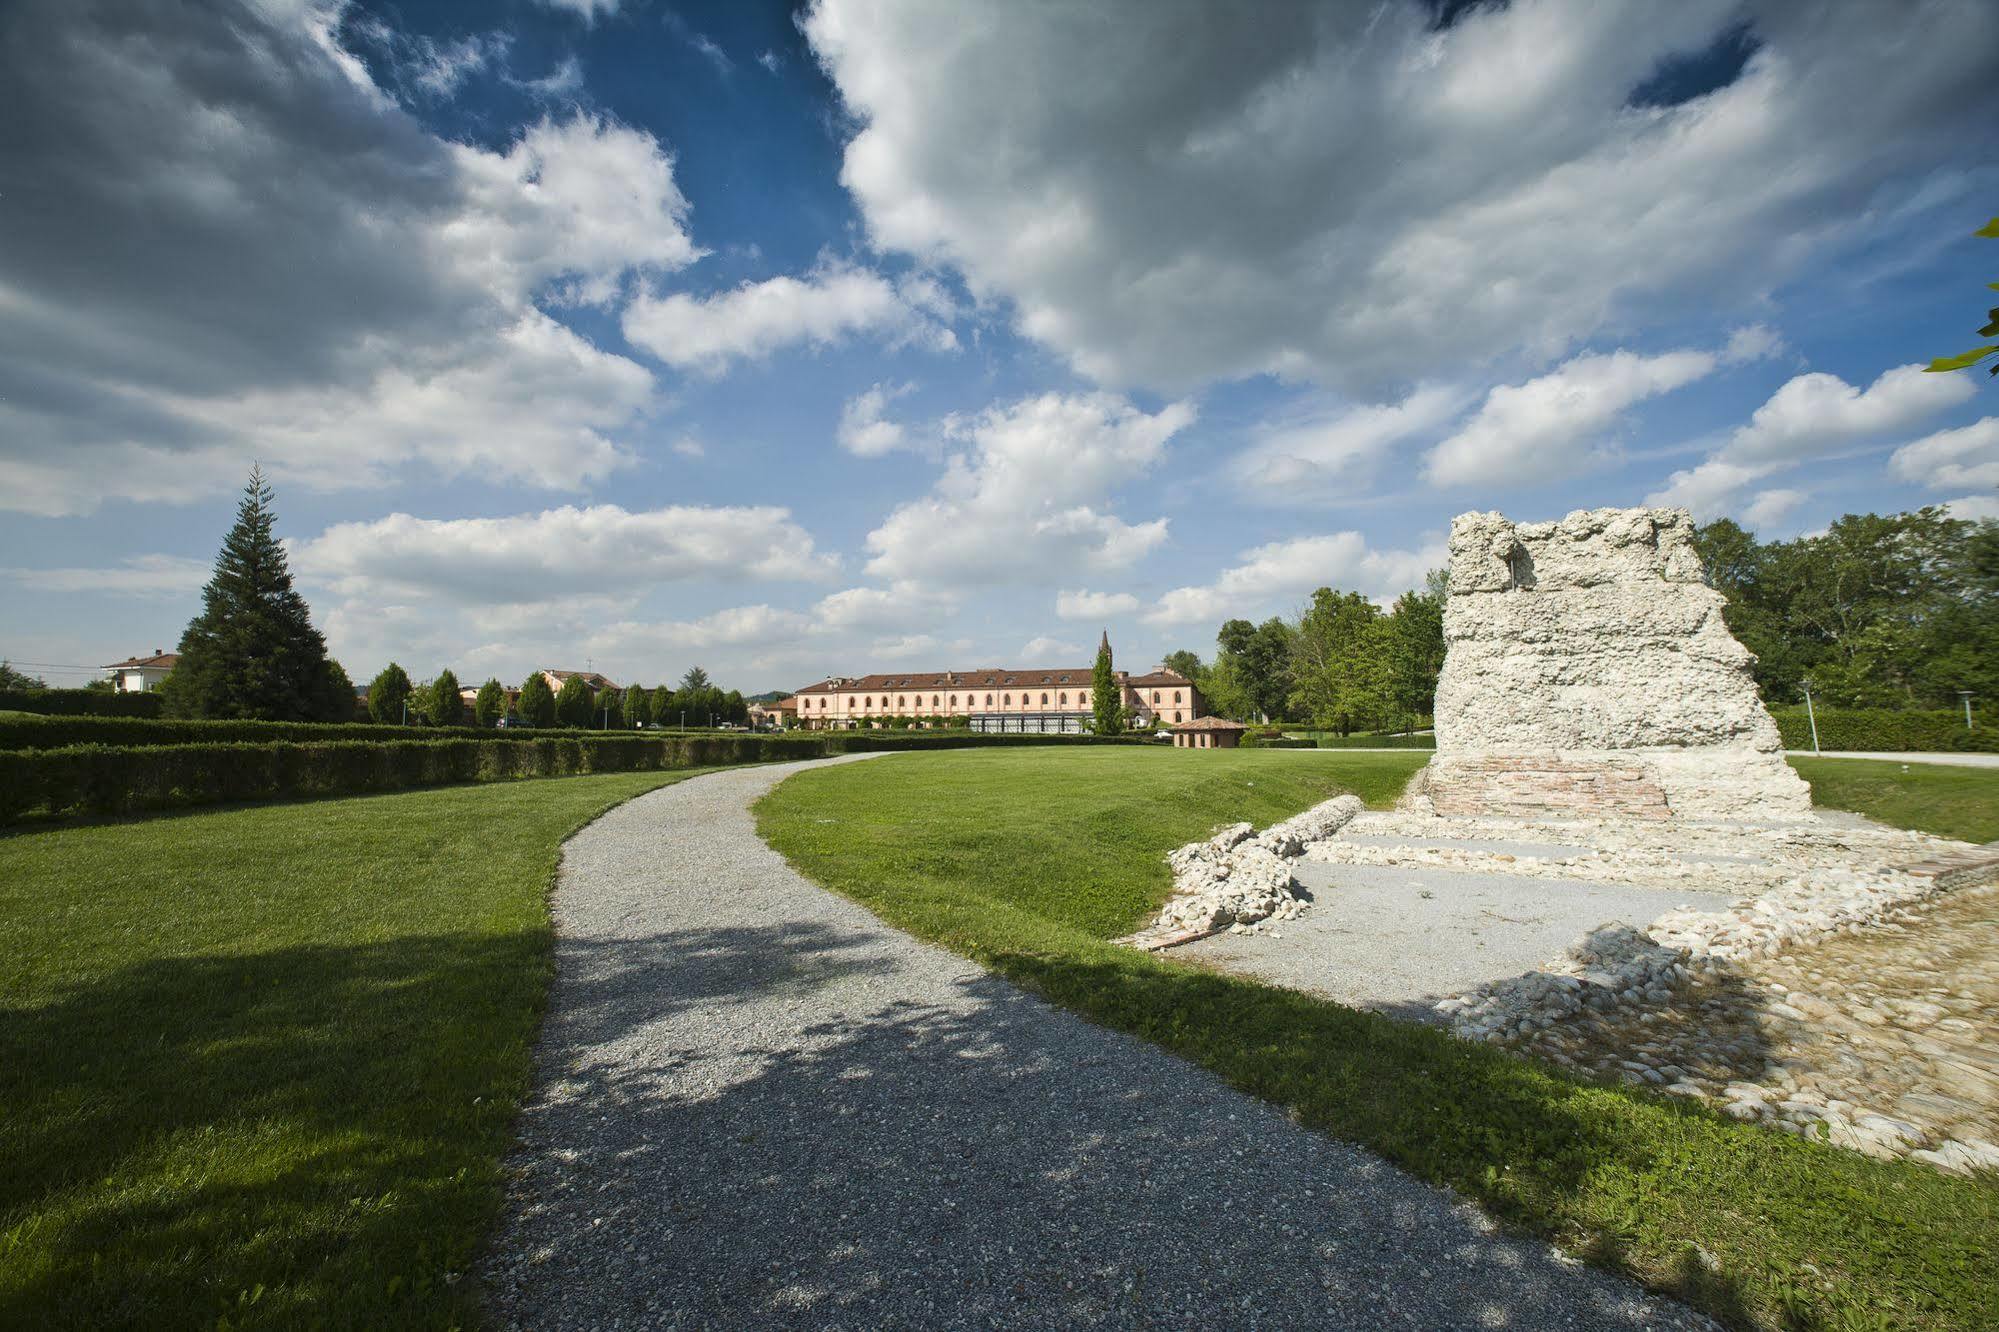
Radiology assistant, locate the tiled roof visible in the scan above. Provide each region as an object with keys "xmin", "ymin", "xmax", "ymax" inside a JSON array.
[
  {"xmin": 793, "ymin": 667, "xmax": 1193, "ymax": 694},
  {"xmin": 544, "ymin": 669, "xmax": 618, "ymax": 691},
  {"xmin": 1169, "ymin": 715, "xmax": 1249, "ymax": 731},
  {"xmin": 103, "ymin": 651, "xmax": 178, "ymax": 669}
]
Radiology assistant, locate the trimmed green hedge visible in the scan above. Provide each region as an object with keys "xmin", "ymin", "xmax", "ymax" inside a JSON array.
[
  {"xmin": 1769, "ymin": 706, "xmax": 1997, "ymax": 753},
  {"xmin": 0, "ymin": 731, "xmax": 1148, "ymax": 822},
  {"xmin": 1308, "ymin": 733, "xmax": 1437, "ymax": 749},
  {"xmin": 0, "ymin": 688, "xmax": 164, "ymax": 718}
]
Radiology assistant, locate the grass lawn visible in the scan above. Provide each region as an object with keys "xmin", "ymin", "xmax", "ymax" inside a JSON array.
[
  {"xmin": 1790, "ymin": 757, "xmax": 1999, "ymax": 843},
  {"xmin": 0, "ymin": 768, "xmax": 706, "ymax": 1328},
  {"xmin": 758, "ymin": 747, "xmax": 1999, "ymax": 1332}
]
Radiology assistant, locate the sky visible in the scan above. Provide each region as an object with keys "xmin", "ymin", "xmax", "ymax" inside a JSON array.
[{"xmin": 2, "ymin": 0, "xmax": 1997, "ymax": 694}]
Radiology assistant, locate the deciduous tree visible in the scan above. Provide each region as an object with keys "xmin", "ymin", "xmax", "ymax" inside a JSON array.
[
  {"xmin": 367, "ymin": 663, "xmax": 413, "ymax": 724},
  {"xmin": 624, "ymin": 683, "xmax": 651, "ymax": 727},
  {"xmin": 474, "ymin": 679, "xmax": 505, "ymax": 728},
  {"xmin": 517, "ymin": 672, "xmax": 557, "ymax": 727},
  {"xmin": 554, "ymin": 675, "xmax": 593, "ymax": 728}
]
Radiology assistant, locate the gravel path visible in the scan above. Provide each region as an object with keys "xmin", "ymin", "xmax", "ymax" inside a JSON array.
[{"xmin": 483, "ymin": 756, "xmax": 1709, "ymax": 1330}]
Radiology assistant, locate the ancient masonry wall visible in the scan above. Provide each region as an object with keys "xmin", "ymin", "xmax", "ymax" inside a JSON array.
[{"xmin": 1426, "ymin": 506, "xmax": 1812, "ymax": 820}]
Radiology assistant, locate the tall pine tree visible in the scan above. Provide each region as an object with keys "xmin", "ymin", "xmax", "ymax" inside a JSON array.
[{"xmin": 164, "ymin": 468, "xmax": 347, "ymax": 721}]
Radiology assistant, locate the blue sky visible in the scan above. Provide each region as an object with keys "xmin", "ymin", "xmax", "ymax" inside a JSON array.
[{"xmin": 2, "ymin": 0, "xmax": 1996, "ymax": 693}]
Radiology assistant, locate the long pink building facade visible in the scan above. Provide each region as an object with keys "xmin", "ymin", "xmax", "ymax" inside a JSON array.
[{"xmin": 789, "ymin": 636, "xmax": 1201, "ymax": 734}]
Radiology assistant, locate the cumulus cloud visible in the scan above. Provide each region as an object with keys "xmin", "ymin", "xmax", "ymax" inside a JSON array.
[
  {"xmin": 1740, "ymin": 488, "xmax": 1807, "ymax": 531},
  {"xmin": 837, "ymin": 382, "xmax": 916, "ymax": 456},
  {"xmin": 1649, "ymin": 363, "xmax": 1977, "ymax": 517},
  {"xmin": 2, "ymin": 554, "xmax": 212, "ymax": 596},
  {"xmin": 1055, "ymin": 589, "xmax": 1139, "ymax": 621},
  {"xmin": 1888, "ymin": 416, "xmax": 1999, "ymax": 492},
  {"xmin": 0, "ymin": 0, "xmax": 698, "ymax": 515},
  {"xmin": 536, "ymin": 0, "xmax": 619, "ymax": 21},
  {"xmin": 863, "ymin": 392, "xmax": 1194, "ymax": 584},
  {"xmin": 1424, "ymin": 348, "xmax": 1720, "ymax": 487},
  {"xmin": 1144, "ymin": 532, "xmax": 1443, "ymax": 627},
  {"xmin": 292, "ymin": 503, "xmax": 837, "ymax": 603},
  {"xmin": 805, "ymin": 0, "xmax": 1999, "ymax": 393},
  {"xmin": 622, "ymin": 264, "xmax": 952, "ymax": 374}
]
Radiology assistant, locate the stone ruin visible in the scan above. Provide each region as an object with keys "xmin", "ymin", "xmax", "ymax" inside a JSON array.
[{"xmin": 1418, "ymin": 506, "xmax": 1811, "ymax": 821}]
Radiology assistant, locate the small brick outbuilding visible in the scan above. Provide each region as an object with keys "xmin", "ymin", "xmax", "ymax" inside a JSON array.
[{"xmin": 1169, "ymin": 716, "xmax": 1248, "ymax": 749}]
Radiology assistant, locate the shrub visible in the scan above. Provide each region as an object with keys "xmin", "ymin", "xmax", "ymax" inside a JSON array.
[
  {"xmin": 554, "ymin": 677, "xmax": 592, "ymax": 728},
  {"xmin": 0, "ymin": 731, "xmax": 1154, "ymax": 822},
  {"xmin": 426, "ymin": 670, "xmax": 464, "ymax": 727},
  {"xmin": 595, "ymin": 687, "xmax": 623, "ymax": 731},
  {"xmin": 0, "ymin": 688, "xmax": 164, "ymax": 718},
  {"xmin": 368, "ymin": 664, "xmax": 413, "ymax": 724},
  {"xmin": 474, "ymin": 679, "xmax": 505, "ymax": 728},
  {"xmin": 517, "ymin": 673, "xmax": 557, "ymax": 728},
  {"xmin": 1768, "ymin": 705, "xmax": 1998, "ymax": 753}
]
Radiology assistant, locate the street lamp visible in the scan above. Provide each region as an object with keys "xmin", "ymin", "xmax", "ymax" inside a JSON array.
[
  {"xmin": 1959, "ymin": 690, "xmax": 1975, "ymax": 731},
  {"xmin": 1800, "ymin": 678, "xmax": 1820, "ymax": 755}
]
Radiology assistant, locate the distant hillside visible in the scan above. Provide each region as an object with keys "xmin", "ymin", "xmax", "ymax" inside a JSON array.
[{"xmin": 746, "ymin": 690, "xmax": 788, "ymax": 704}]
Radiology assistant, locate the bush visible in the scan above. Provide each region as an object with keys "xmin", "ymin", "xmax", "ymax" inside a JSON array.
[
  {"xmin": 0, "ymin": 731, "xmax": 1154, "ymax": 822},
  {"xmin": 0, "ymin": 717, "xmax": 533, "ymax": 750},
  {"xmin": 1769, "ymin": 706, "xmax": 1998, "ymax": 753},
  {"xmin": 0, "ymin": 689, "xmax": 164, "ymax": 718}
]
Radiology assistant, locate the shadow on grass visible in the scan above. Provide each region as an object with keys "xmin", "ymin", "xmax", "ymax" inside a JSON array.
[{"xmin": 0, "ymin": 919, "xmax": 888, "ymax": 1329}]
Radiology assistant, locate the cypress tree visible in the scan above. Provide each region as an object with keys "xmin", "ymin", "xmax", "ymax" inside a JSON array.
[
  {"xmin": 650, "ymin": 684, "xmax": 673, "ymax": 726},
  {"xmin": 427, "ymin": 669, "xmax": 464, "ymax": 727},
  {"xmin": 474, "ymin": 679, "xmax": 506, "ymax": 728},
  {"xmin": 1090, "ymin": 630, "xmax": 1124, "ymax": 735},
  {"xmin": 595, "ymin": 685, "xmax": 623, "ymax": 730},
  {"xmin": 517, "ymin": 672, "xmax": 556, "ymax": 727},
  {"xmin": 163, "ymin": 467, "xmax": 345, "ymax": 720},
  {"xmin": 368, "ymin": 663, "xmax": 413, "ymax": 723}
]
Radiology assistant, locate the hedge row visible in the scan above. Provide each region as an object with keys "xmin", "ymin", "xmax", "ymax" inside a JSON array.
[
  {"xmin": 0, "ymin": 715, "xmax": 580, "ymax": 750},
  {"xmin": 0, "ymin": 731, "xmax": 1148, "ymax": 822},
  {"xmin": 0, "ymin": 688, "xmax": 164, "ymax": 718},
  {"xmin": 1768, "ymin": 706, "xmax": 1998, "ymax": 753}
]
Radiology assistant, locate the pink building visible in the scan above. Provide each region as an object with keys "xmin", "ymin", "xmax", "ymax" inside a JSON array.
[{"xmin": 789, "ymin": 633, "xmax": 1200, "ymax": 734}]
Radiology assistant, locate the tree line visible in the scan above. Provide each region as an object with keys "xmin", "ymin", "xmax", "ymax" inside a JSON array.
[
  {"xmin": 1164, "ymin": 574, "xmax": 1446, "ymax": 735},
  {"xmin": 361, "ymin": 663, "xmax": 750, "ymax": 729}
]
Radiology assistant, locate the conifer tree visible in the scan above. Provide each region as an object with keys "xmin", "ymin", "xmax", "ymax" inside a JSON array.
[
  {"xmin": 554, "ymin": 675, "xmax": 593, "ymax": 727},
  {"xmin": 474, "ymin": 678, "xmax": 506, "ymax": 728},
  {"xmin": 595, "ymin": 685, "xmax": 623, "ymax": 730},
  {"xmin": 624, "ymin": 683, "xmax": 651, "ymax": 727},
  {"xmin": 164, "ymin": 467, "xmax": 347, "ymax": 720},
  {"xmin": 649, "ymin": 684, "xmax": 672, "ymax": 726},
  {"xmin": 368, "ymin": 663, "xmax": 413, "ymax": 723},
  {"xmin": 517, "ymin": 672, "xmax": 556, "ymax": 727},
  {"xmin": 426, "ymin": 669, "xmax": 464, "ymax": 727},
  {"xmin": 1090, "ymin": 631, "xmax": 1124, "ymax": 735}
]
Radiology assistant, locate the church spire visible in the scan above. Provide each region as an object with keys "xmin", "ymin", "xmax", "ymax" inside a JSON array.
[{"xmin": 1098, "ymin": 628, "xmax": 1111, "ymax": 662}]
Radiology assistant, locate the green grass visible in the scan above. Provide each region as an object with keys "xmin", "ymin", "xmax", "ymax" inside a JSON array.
[
  {"xmin": 0, "ymin": 768, "xmax": 707, "ymax": 1328},
  {"xmin": 757, "ymin": 747, "xmax": 1999, "ymax": 1332},
  {"xmin": 1790, "ymin": 757, "xmax": 1999, "ymax": 843}
]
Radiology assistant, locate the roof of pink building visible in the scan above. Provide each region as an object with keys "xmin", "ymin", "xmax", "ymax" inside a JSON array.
[
  {"xmin": 793, "ymin": 667, "xmax": 1194, "ymax": 695},
  {"xmin": 103, "ymin": 651, "xmax": 179, "ymax": 669}
]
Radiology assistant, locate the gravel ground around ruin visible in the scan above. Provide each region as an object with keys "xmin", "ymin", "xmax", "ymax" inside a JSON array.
[
  {"xmin": 1180, "ymin": 860, "xmax": 1734, "ymax": 1018},
  {"xmin": 481, "ymin": 755, "xmax": 1710, "ymax": 1330}
]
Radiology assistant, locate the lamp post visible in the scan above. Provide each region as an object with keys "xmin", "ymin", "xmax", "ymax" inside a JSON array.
[
  {"xmin": 1800, "ymin": 679, "xmax": 1820, "ymax": 755},
  {"xmin": 1959, "ymin": 690, "xmax": 1975, "ymax": 731}
]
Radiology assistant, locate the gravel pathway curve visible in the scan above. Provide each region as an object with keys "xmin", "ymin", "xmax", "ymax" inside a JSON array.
[{"xmin": 483, "ymin": 756, "xmax": 1710, "ymax": 1329}]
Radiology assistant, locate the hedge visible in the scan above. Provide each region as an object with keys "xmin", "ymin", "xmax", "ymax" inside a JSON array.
[
  {"xmin": 1768, "ymin": 706, "xmax": 1998, "ymax": 753},
  {"xmin": 0, "ymin": 688, "xmax": 164, "ymax": 718},
  {"xmin": 0, "ymin": 715, "xmax": 542, "ymax": 750},
  {"xmin": 0, "ymin": 731, "xmax": 1150, "ymax": 822}
]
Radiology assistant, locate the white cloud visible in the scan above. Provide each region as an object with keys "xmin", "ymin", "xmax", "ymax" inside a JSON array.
[
  {"xmin": 758, "ymin": 49, "xmax": 782, "ymax": 74},
  {"xmin": 622, "ymin": 262, "xmax": 952, "ymax": 374},
  {"xmin": 1236, "ymin": 385, "xmax": 1467, "ymax": 499},
  {"xmin": 670, "ymin": 435, "xmax": 706, "ymax": 459},
  {"xmin": 863, "ymin": 392, "xmax": 1194, "ymax": 584},
  {"xmin": 1740, "ymin": 488, "xmax": 1806, "ymax": 531},
  {"xmin": 2, "ymin": 554, "xmax": 211, "ymax": 596},
  {"xmin": 536, "ymin": 0, "xmax": 618, "ymax": 21},
  {"xmin": 292, "ymin": 503, "xmax": 837, "ymax": 603},
  {"xmin": 837, "ymin": 382, "xmax": 915, "ymax": 456},
  {"xmin": 1055, "ymin": 589, "xmax": 1139, "ymax": 620},
  {"xmin": 1728, "ymin": 363, "xmax": 1974, "ymax": 465},
  {"xmin": 1648, "ymin": 364, "xmax": 1979, "ymax": 518},
  {"xmin": 1019, "ymin": 635, "xmax": 1083, "ymax": 663},
  {"xmin": 0, "ymin": 3, "xmax": 699, "ymax": 514},
  {"xmin": 1424, "ymin": 348, "xmax": 1718, "ymax": 487},
  {"xmin": 813, "ymin": 582, "xmax": 957, "ymax": 631},
  {"xmin": 805, "ymin": 0, "xmax": 1999, "ymax": 393},
  {"xmin": 1887, "ymin": 416, "xmax": 1999, "ymax": 492},
  {"xmin": 1944, "ymin": 494, "xmax": 1999, "ymax": 522},
  {"xmin": 1145, "ymin": 531, "xmax": 1443, "ymax": 627}
]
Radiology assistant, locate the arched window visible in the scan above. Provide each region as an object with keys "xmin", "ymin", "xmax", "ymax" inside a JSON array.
[
  {"xmin": 1002, "ymin": 694, "xmax": 1011, "ymax": 706},
  {"xmin": 1174, "ymin": 690, "xmax": 1182, "ymax": 703},
  {"xmin": 985, "ymin": 694, "xmax": 993, "ymax": 707},
  {"xmin": 949, "ymin": 695, "xmax": 958, "ymax": 707},
  {"xmin": 1040, "ymin": 693, "xmax": 1048, "ymax": 705},
  {"xmin": 931, "ymin": 695, "xmax": 940, "ymax": 707},
  {"xmin": 1058, "ymin": 692, "xmax": 1067, "ymax": 705},
  {"xmin": 1151, "ymin": 691, "xmax": 1160, "ymax": 703},
  {"xmin": 1173, "ymin": 711, "xmax": 1182, "ymax": 722},
  {"xmin": 897, "ymin": 695, "xmax": 906, "ymax": 708}
]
